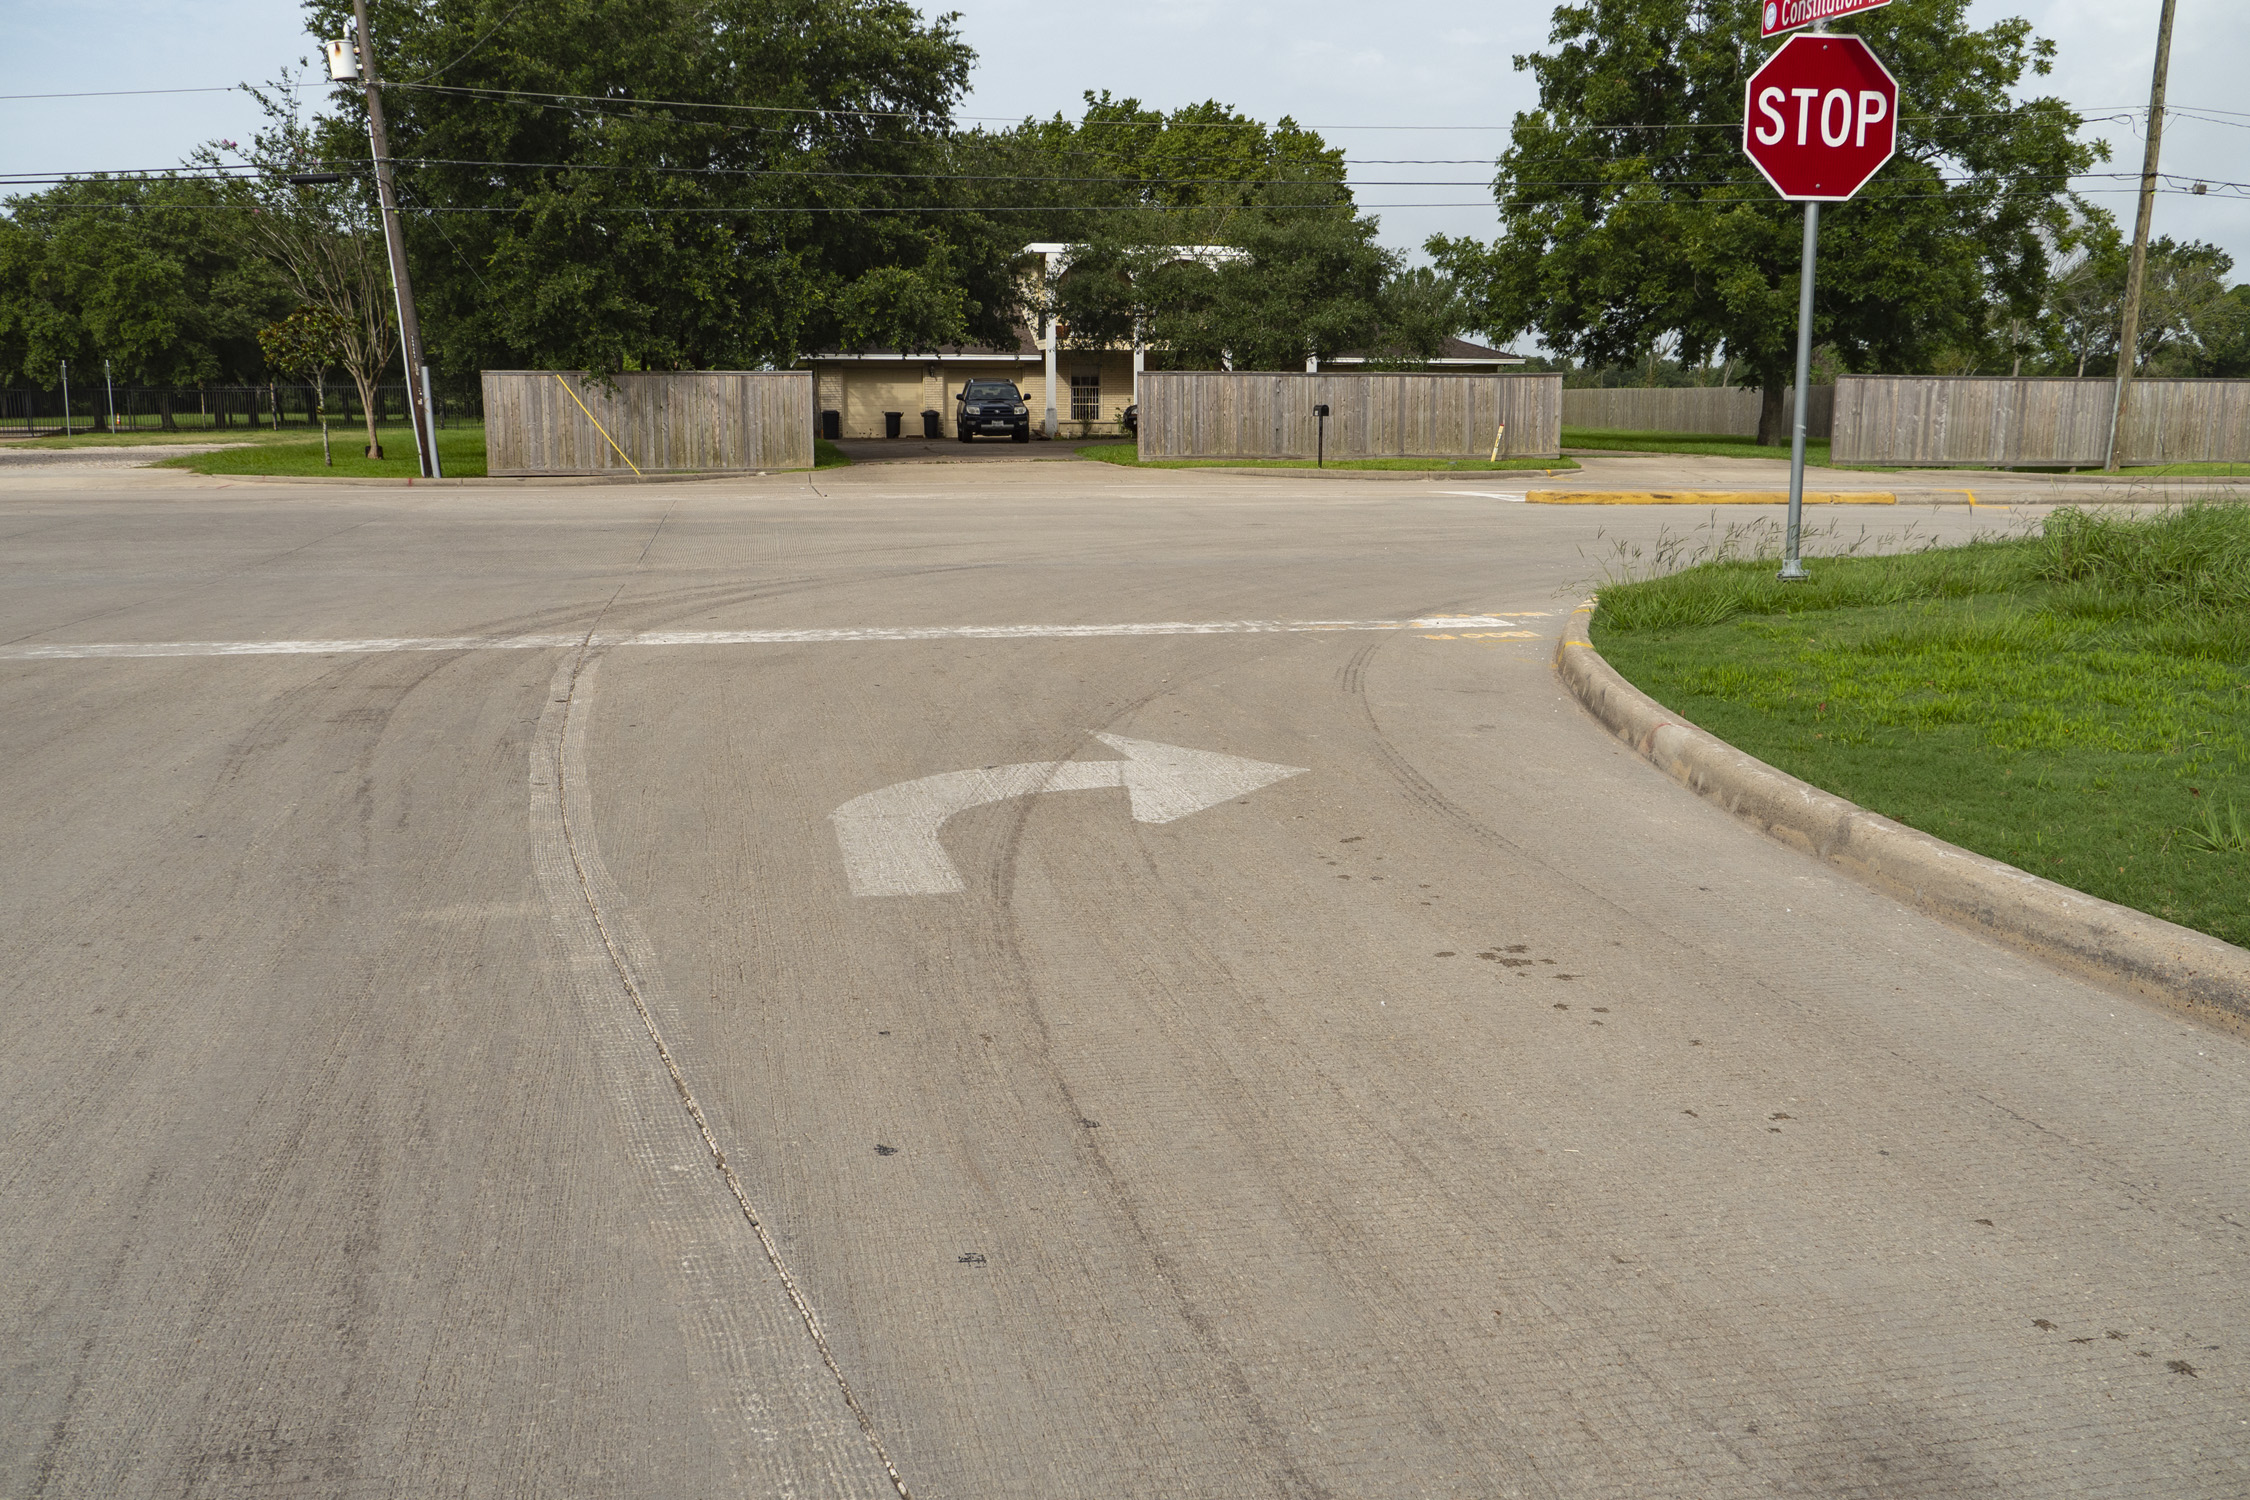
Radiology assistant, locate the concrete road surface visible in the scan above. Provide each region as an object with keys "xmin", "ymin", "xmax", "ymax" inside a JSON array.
[{"xmin": 3, "ymin": 462, "xmax": 2244, "ymax": 1498}]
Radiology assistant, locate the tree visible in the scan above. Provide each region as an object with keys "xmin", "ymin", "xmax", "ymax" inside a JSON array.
[
  {"xmin": 259, "ymin": 307, "xmax": 349, "ymax": 420},
  {"xmin": 0, "ymin": 174, "xmax": 288, "ymax": 423},
  {"xmin": 2199, "ymin": 284, "xmax": 2250, "ymax": 379},
  {"xmin": 1047, "ymin": 202, "xmax": 1414, "ymax": 371},
  {"xmin": 2131, "ymin": 238, "xmax": 2234, "ymax": 376},
  {"xmin": 1428, "ymin": 0, "xmax": 2102, "ymax": 442},
  {"xmin": 204, "ymin": 88, "xmax": 402, "ymax": 457},
  {"xmin": 295, "ymin": 0, "xmax": 989, "ymax": 375},
  {"xmin": 1013, "ymin": 92, "xmax": 1351, "ymax": 211}
]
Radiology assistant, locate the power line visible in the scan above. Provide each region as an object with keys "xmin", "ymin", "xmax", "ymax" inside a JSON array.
[{"xmin": 0, "ymin": 86, "xmax": 243, "ymax": 101}]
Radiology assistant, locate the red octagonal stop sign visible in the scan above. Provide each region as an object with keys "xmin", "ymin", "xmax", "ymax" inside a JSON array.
[{"xmin": 1742, "ymin": 33, "xmax": 1899, "ymax": 202}]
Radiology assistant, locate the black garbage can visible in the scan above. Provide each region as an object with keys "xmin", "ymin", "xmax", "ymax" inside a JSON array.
[
  {"xmin": 821, "ymin": 409, "xmax": 840, "ymax": 440},
  {"xmin": 921, "ymin": 409, "xmax": 942, "ymax": 439},
  {"xmin": 884, "ymin": 411, "xmax": 903, "ymax": 439}
]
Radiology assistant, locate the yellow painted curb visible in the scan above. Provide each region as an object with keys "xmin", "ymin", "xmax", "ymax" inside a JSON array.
[{"xmin": 1526, "ymin": 490, "xmax": 1897, "ymax": 505}]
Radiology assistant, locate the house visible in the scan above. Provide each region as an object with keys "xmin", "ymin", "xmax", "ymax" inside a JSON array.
[
  {"xmin": 801, "ymin": 243, "xmax": 1525, "ymax": 440},
  {"xmin": 1320, "ymin": 337, "xmax": 1525, "ymax": 373},
  {"xmin": 805, "ymin": 326, "xmax": 1140, "ymax": 442}
]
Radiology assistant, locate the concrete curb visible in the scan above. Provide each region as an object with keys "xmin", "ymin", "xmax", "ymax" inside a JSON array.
[{"xmin": 1555, "ymin": 603, "xmax": 2250, "ymax": 1033}]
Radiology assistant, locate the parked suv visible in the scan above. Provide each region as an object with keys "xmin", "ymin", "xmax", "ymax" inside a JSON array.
[{"xmin": 956, "ymin": 380, "xmax": 1031, "ymax": 443}]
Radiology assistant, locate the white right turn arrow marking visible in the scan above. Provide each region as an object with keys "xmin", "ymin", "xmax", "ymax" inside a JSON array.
[{"xmin": 830, "ymin": 733, "xmax": 1308, "ymax": 897}]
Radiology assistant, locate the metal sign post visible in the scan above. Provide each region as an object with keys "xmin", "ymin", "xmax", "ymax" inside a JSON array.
[
  {"xmin": 1780, "ymin": 204, "xmax": 1820, "ymax": 582},
  {"xmin": 1741, "ymin": 26, "xmax": 1898, "ymax": 582}
]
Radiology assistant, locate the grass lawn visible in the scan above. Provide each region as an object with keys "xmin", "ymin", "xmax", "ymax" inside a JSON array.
[
  {"xmin": 6, "ymin": 425, "xmax": 392, "ymax": 450},
  {"xmin": 150, "ymin": 424, "xmax": 490, "ymax": 477},
  {"xmin": 1589, "ymin": 502, "xmax": 2250, "ymax": 948},
  {"xmin": 814, "ymin": 437, "xmax": 851, "ymax": 468},
  {"xmin": 1075, "ymin": 442, "xmax": 1577, "ymax": 473}
]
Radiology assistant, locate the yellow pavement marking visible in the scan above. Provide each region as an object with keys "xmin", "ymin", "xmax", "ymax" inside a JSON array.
[
  {"xmin": 1525, "ymin": 490, "xmax": 1896, "ymax": 505},
  {"xmin": 1423, "ymin": 630, "xmax": 1540, "ymax": 640}
]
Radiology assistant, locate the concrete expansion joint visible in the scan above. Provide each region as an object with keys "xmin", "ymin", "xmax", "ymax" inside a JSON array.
[{"xmin": 1555, "ymin": 602, "xmax": 2250, "ymax": 1035}]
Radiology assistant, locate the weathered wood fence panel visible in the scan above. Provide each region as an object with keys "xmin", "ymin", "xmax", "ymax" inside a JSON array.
[
  {"xmin": 1137, "ymin": 372, "xmax": 1562, "ymax": 460},
  {"xmin": 1562, "ymin": 385, "xmax": 1833, "ymax": 438},
  {"xmin": 1832, "ymin": 375, "xmax": 2250, "ymax": 466},
  {"xmin": 482, "ymin": 370, "xmax": 813, "ymax": 474}
]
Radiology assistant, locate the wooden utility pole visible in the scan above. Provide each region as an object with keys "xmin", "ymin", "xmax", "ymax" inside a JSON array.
[
  {"xmin": 2104, "ymin": 0, "xmax": 2179, "ymax": 473},
  {"xmin": 347, "ymin": 0, "xmax": 439, "ymax": 476}
]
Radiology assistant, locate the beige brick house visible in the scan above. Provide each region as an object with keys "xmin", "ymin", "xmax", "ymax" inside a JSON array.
[
  {"xmin": 805, "ymin": 328, "xmax": 1140, "ymax": 442},
  {"xmin": 802, "ymin": 241, "xmax": 1520, "ymax": 441}
]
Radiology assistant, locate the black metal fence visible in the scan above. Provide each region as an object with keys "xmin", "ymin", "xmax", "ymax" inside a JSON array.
[{"xmin": 0, "ymin": 382, "xmax": 481, "ymax": 437}]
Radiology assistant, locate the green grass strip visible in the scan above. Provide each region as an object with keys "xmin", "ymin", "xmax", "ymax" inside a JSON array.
[
  {"xmin": 1590, "ymin": 502, "xmax": 2250, "ymax": 948},
  {"xmin": 151, "ymin": 425, "xmax": 491, "ymax": 477}
]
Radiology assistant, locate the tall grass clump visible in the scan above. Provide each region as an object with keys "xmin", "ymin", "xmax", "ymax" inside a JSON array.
[
  {"xmin": 1591, "ymin": 515, "xmax": 2037, "ymax": 633},
  {"xmin": 2040, "ymin": 502, "xmax": 2250, "ymax": 620}
]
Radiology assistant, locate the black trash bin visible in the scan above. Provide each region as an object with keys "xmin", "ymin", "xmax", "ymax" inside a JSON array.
[
  {"xmin": 921, "ymin": 409, "xmax": 942, "ymax": 439},
  {"xmin": 821, "ymin": 409, "xmax": 840, "ymax": 440},
  {"xmin": 883, "ymin": 411, "xmax": 903, "ymax": 439}
]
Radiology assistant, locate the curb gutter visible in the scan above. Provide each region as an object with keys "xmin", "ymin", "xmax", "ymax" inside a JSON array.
[{"xmin": 1556, "ymin": 603, "xmax": 2250, "ymax": 1034}]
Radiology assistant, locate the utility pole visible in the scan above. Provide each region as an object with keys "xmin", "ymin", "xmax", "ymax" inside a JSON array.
[
  {"xmin": 2104, "ymin": 0, "xmax": 2179, "ymax": 473},
  {"xmin": 346, "ymin": 0, "xmax": 439, "ymax": 476}
]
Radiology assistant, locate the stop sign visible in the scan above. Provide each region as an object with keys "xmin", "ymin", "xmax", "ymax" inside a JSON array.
[{"xmin": 1741, "ymin": 33, "xmax": 1899, "ymax": 202}]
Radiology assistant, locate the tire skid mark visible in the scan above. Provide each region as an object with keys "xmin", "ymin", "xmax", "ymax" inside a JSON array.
[{"xmin": 969, "ymin": 663, "xmax": 1339, "ymax": 1500}]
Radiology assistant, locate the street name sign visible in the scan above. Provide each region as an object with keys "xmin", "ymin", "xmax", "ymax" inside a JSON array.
[
  {"xmin": 1762, "ymin": 0, "xmax": 1894, "ymax": 39},
  {"xmin": 1742, "ymin": 33, "xmax": 1900, "ymax": 203}
]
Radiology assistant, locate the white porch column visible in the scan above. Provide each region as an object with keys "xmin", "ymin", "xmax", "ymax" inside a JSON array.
[{"xmin": 1042, "ymin": 248, "xmax": 1060, "ymax": 438}]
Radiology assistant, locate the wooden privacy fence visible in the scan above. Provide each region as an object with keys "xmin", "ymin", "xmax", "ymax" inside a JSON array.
[
  {"xmin": 1563, "ymin": 385, "xmax": 1832, "ymax": 439},
  {"xmin": 1832, "ymin": 375, "xmax": 2250, "ymax": 466},
  {"xmin": 482, "ymin": 370, "xmax": 813, "ymax": 475},
  {"xmin": 1137, "ymin": 372, "xmax": 1562, "ymax": 461}
]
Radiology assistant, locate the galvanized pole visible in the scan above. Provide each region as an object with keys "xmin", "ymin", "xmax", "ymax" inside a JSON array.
[
  {"xmin": 1779, "ymin": 201, "xmax": 1819, "ymax": 582},
  {"xmin": 2103, "ymin": 0, "xmax": 2178, "ymax": 473},
  {"xmin": 347, "ymin": 0, "xmax": 437, "ymax": 476},
  {"xmin": 60, "ymin": 360, "xmax": 71, "ymax": 438},
  {"xmin": 103, "ymin": 359, "xmax": 116, "ymax": 433}
]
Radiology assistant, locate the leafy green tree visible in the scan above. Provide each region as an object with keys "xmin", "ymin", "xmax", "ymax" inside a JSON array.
[
  {"xmin": 1014, "ymin": 92, "xmax": 1350, "ymax": 211},
  {"xmin": 2131, "ymin": 238, "xmax": 2235, "ymax": 376},
  {"xmin": 1049, "ymin": 202, "xmax": 1409, "ymax": 371},
  {"xmin": 2199, "ymin": 284, "xmax": 2250, "ymax": 379},
  {"xmin": 258, "ymin": 306, "xmax": 348, "ymax": 420},
  {"xmin": 0, "ymin": 175, "xmax": 288, "ymax": 424},
  {"xmin": 1428, "ymin": 0, "xmax": 2101, "ymax": 442},
  {"xmin": 204, "ymin": 91, "xmax": 404, "ymax": 456},
  {"xmin": 296, "ymin": 0, "xmax": 993, "ymax": 375}
]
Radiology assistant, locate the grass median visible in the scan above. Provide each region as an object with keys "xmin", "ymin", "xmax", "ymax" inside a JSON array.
[
  {"xmin": 145, "ymin": 423, "xmax": 490, "ymax": 477},
  {"xmin": 1588, "ymin": 503, "xmax": 2250, "ymax": 948},
  {"xmin": 1075, "ymin": 442, "xmax": 1576, "ymax": 473}
]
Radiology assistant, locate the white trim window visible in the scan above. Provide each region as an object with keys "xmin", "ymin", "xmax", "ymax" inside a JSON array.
[{"xmin": 1069, "ymin": 372, "xmax": 1101, "ymax": 421}]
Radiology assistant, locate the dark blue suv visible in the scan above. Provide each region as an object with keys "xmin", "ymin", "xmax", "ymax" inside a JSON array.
[{"xmin": 956, "ymin": 380, "xmax": 1031, "ymax": 443}]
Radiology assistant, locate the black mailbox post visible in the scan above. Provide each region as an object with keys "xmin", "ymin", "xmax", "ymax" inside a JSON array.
[{"xmin": 1314, "ymin": 403, "xmax": 1331, "ymax": 468}]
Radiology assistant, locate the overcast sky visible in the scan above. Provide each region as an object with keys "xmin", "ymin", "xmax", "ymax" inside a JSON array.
[{"xmin": 6, "ymin": 0, "xmax": 2243, "ymax": 279}]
